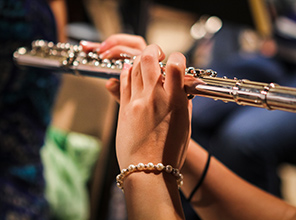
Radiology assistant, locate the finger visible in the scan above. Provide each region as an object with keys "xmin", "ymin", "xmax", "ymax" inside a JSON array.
[
  {"xmin": 184, "ymin": 75, "xmax": 206, "ymax": 95},
  {"xmin": 120, "ymin": 62, "xmax": 132, "ymax": 105},
  {"xmin": 188, "ymin": 100, "xmax": 193, "ymax": 122},
  {"xmin": 99, "ymin": 46, "xmax": 143, "ymax": 59},
  {"xmin": 105, "ymin": 78, "xmax": 120, "ymax": 103},
  {"xmin": 80, "ymin": 40, "xmax": 101, "ymax": 52},
  {"xmin": 140, "ymin": 44, "xmax": 164, "ymax": 89},
  {"xmin": 98, "ymin": 34, "xmax": 147, "ymax": 54},
  {"xmin": 164, "ymin": 52, "xmax": 187, "ymax": 99},
  {"xmin": 130, "ymin": 55, "xmax": 144, "ymax": 99}
]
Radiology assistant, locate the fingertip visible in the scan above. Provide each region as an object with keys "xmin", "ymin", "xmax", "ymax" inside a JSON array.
[
  {"xmin": 164, "ymin": 52, "xmax": 187, "ymax": 95},
  {"xmin": 158, "ymin": 47, "xmax": 166, "ymax": 61},
  {"xmin": 98, "ymin": 41, "xmax": 109, "ymax": 53},
  {"xmin": 79, "ymin": 40, "xmax": 89, "ymax": 51},
  {"xmin": 80, "ymin": 40, "xmax": 88, "ymax": 46},
  {"xmin": 166, "ymin": 53, "xmax": 186, "ymax": 76},
  {"xmin": 105, "ymin": 78, "xmax": 120, "ymax": 101},
  {"xmin": 98, "ymin": 50, "xmax": 110, "ymax": 59},
  {"xmin": 106, "ymin": 77, "xmax": 119, "ymax": 87},
  {"xmin": 123, "ymin": 62, "xmax": 132, "ymax": 70},
  {"xmin": 79, "ymin": 40, "xmax": 101, "ymax": 52},
  {"xmin": 170, "ymin": 52, "xmax": 186, "ymax": 69},
  {"xmin": 105, "ymin": 78, "xmax": 118, "ymax": 90}
]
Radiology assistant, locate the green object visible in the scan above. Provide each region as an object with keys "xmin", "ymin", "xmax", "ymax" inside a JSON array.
[{"xmin": 41, "ymin": 126, "xmax": 101, "ymax": 220}]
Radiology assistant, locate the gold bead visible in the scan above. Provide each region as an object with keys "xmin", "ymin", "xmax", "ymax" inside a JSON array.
[
  {"xmin": 172, "ymin": 169, "xmax": 180, "ymax": 177},
  {"xmin": 165, "ymin": 165, "xmax": 173, "ymax": 173}
]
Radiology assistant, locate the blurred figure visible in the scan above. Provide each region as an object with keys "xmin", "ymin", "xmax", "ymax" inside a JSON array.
[
  {"xmin": 0, "ymin": 0, "xmax": 66, "ymax": 218},
  {"xmin": 191, "ymin": 0, "xmax": 296, "ymax": 199}
]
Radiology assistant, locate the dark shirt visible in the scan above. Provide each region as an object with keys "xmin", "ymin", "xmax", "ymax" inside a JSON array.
[{"xmin": 0, "ymin": 0, "xmax": 60, "ymax": 218}]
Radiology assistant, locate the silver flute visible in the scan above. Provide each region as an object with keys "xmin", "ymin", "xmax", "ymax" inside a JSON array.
[{"xmin": 13, "ymin": 40, "xmax": 296, "ymax": 113}]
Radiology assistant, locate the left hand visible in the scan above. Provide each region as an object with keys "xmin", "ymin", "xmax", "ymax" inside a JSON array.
[
  {"xmin": 80, "ymin": 33, "xmax": 153, "ymax": 102},
  {"xmin": 80, "ymin": 33, "xmax": 147, "ymax": 59}
]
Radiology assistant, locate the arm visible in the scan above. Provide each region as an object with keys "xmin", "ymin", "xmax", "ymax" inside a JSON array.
[
  {"xmin": 48, "ymin": 0, "xmax": 67, "ymax": 42},
  {"xmin": 81, "ymin": 33, "xmax": 296, "ymax": 219},
  {"xmin": 181, "ymin": 140, "xmax": 296, "ymax": 220},
  {"xmin": 114, "ymin": 44, "xmax": 191, "ymax": 220}
]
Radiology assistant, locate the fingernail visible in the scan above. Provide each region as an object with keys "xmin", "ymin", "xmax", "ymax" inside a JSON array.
[
  {"xmin": 158, "ymin": 49, "xmax": 162, "ymax": 56},
  {"xmin": 80, "ymin": 40, "xmax": 88, "ymax": 46},
  {"xmin": 100, "ymin": 41, "xmax": 106, "ymax": 49},
  {"xmin": 123, "ymin": 62, "xmax": 132, "ymax": 70},
  {"xmin": 99, "ymin": 50, "xmax": 110, "ymax": 59}
]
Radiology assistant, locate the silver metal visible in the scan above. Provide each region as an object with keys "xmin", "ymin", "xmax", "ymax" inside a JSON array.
[{"xmin": 13, "ymin": 40, "xmax": 296, "ymax": 113}]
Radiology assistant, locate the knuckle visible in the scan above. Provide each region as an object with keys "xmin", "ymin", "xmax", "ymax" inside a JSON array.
[{"xmin": 141, "ymin": 53, "xmax": 155, "ymax": 64}]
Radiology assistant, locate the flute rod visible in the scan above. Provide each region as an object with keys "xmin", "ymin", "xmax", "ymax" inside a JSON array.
[{"xmin": 13, "ymin": 41, "xmax": 296, "ymax": 113}]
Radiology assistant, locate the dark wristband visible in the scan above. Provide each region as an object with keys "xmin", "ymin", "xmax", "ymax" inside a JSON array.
[{"xmin": 187, "ymin": 152, "xmax": 212, "ymax": 202}]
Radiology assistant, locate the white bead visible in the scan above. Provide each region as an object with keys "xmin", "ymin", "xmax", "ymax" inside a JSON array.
[
  {"xmin": 128, "ymin": 164, "xmax": 136, "ymax": 171},
  {"xmin": 156, "ymin": 163, "xmax": 164, "ymax": 171},
  {"xmin": 147, "ymin": 162, "xmax": 154, "ymax": 170},
  {"xmin": 121, "ymin": 168, "xmax": 128, "ymax": 175},
  {"xmin": 137, "ymin": 163, "xmax": 145, "ymax": 170},
  {"xmin": 116, "ymin": 162, "xmax": 184, "ymax": 191},
  {"xmin": 117, "ymin": 182, "xmax": 122, "ymax": 188},
  {"xmin": 116, "ymin": 174, "xmax": 123, "ymax": 181}
]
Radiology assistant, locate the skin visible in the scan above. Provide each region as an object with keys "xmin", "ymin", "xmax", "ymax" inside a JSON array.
[
  {"xmin": 115, "ymin": 44, "xmax": 190, "ymax": 220},
  {"xmin": 80, "ymin": 34, "xmax": 296, "ymax": 220},
  {"xmin": 80, "ymin": 33, "xmax": 147, "ymax": 59},
  {"xmin": 48, "ymin": 0, "xmax": 68, "ymax": 43},
  {"xmin": 183, "ymin": 140, "xmax": 296, "ymax": 220}
]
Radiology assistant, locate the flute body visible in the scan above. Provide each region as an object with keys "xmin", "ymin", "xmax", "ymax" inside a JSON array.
[{"xmin": 13, "ymin": 40, "xmax": 296, "ymax": 113}]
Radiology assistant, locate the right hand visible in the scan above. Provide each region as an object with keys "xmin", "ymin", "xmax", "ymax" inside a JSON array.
[{"xmin": 115, "ymin": 44, "xmax": 191, "ymax": 170}]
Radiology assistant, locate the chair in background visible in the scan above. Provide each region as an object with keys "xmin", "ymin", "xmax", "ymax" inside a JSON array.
[{"xmin": 50, "ymin": 74, "xmax": 118, "ymax": 219}]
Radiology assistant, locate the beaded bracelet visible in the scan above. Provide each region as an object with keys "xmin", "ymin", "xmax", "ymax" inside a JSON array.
[{"xmin": 116, "ymin": 162, "xmax": 183, "ymax": 191}]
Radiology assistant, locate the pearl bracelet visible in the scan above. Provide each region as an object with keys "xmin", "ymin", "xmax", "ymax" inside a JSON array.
[{"xmin": 116, "ymin": 162, "xmax": 183, "ymax": 191}]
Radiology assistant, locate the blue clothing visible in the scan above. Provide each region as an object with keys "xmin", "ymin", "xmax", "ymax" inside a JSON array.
[
  {"xmin": 0, "ymin": 0, "xmax": 60, "ymax": 218},
  {"xmin": 191, "ymin": 23, "xmax": 296, "ymax": 198}
]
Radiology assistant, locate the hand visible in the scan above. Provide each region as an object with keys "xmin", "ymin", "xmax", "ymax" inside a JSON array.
[
  {"xmin": 80, "ymin": 34, "xmax": 149, "ymax": 102},
  {"xmin": 116, "ymin": 44, "xmax": 191, "ymax": 170},
  {"xmin": 80, "ymin": 34, "xmax": 205, "ymax": 103},
  {"xmin": 80, "ymin": 33, "xmax": 147, "ymax": 59}
]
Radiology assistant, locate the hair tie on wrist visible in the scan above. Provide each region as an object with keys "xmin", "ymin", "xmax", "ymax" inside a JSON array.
[
  {"xmin": 188, "ymin": 152, "xmax": 212, "ymax": 202},
  {"xmin": 116, "ymin": 162, "xmax": 183, "ymax": 192}
]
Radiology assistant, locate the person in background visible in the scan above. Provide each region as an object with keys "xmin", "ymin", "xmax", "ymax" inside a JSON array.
[
  {"xmin": 190, "ymin": 1, "xmax": 296, "ymax": 199},
  {"xmin": 0, "ymin": 0, "xmax": 67, "ymax": 218}
]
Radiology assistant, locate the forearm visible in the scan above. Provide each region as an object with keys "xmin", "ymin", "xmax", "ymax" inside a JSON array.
[
  {"xmin": 182, "ymin": 140, "xmax": 296, "ymax": 220},
  {"xmin": 48, "ymin": 0, "xmax": 67, "ymax": 42},
  {"xmin": 123, "ymin": 171, "xmax": 185, "ymax": 220}
]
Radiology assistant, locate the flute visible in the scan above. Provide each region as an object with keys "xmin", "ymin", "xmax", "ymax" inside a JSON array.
[{"xmin": 13, "ymin": 40, "xmax": 296, "ymax": 113}]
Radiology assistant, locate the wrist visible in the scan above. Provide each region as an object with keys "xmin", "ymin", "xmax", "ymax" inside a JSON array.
[
  {"xmin": 122, "ymin": 171, "xmax": 185, "ymax": 220},
  {"xmin": 116, "ymin": 163, "xmax": 183, "ymax": 191}
]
